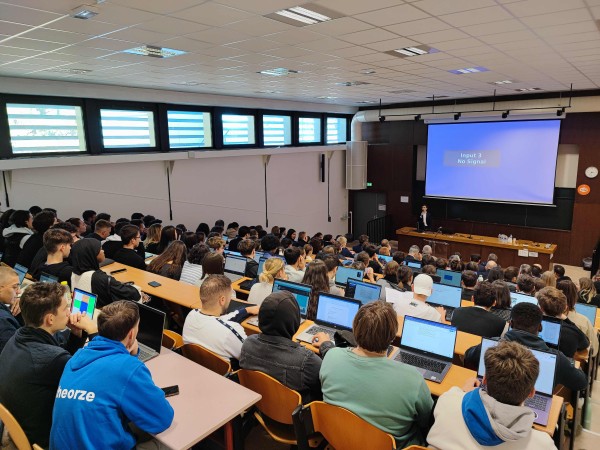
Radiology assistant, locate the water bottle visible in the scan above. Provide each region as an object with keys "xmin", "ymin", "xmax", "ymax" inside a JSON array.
[
  {"xmin": 61, "ymin": 281, "xmax": 72, "ymax": 303},
  {"xmin": 508, "ymin": 234, "xmax": 513, "ymax": 245},
  {"xmin": 477, "ymin": 275, "xmax": 484, "ymax": 283}
]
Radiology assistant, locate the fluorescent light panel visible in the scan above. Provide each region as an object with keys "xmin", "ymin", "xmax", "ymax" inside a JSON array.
[
  {"xmin": 275, "ymin": 10, "xmax": 318, "ymax": 25},
  {"xmin": 449, "ymin": 66, "xmax": 489, "ymax": 74},
  {"xmin": 389, "ymin": 45, "xmax": 438, "ymax": 58},
  {"xmin": 258, "ymin": 68, "xmax": 299, "ymax": 76},
  {"xmin": 123, "ymin": 45, "xmax": 186, "ymax": 58},
  {"xmin": 267, "ymin": 3, "xmax": 343, "ymax": 27}
]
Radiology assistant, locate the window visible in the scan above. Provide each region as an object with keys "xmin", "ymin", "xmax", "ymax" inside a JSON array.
[
  {"xmin": 222, "ymin": 114, "xmax": 255, "ymax": 145},
  {"xmin": 6, "ymin": 103, "xmax": 86, "ymax": 154},
  {"xmin": 167, "ymin": 110, "xmax": 212, "ymax": 149},
  {"xmin": 298, "ymin": 117, "xmax": 321, "ymax": 143},
  {"xmin": 326, "ymin": 117, "xmax": 347, "ymax": 144},
  {"xmin": 100, "ymin": 109, "xmax": 156, "ymax": 148},
  {"xmin": 263, "ymin": 115, "xmax": 291, "ymax": 146}
]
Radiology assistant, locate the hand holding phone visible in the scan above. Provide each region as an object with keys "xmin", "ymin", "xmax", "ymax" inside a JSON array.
[
  {"xmin": 148, "ymin": 281, "xmax": 161, "ymax": 287},
  {"xmin": 161, "ymin": 385, "xmax": 179, "ymax": 397}
]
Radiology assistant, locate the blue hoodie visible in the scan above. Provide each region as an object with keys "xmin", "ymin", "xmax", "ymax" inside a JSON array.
[{"xmin": 50, "ymin": 336, "xmax": 174, "ymax": 450}]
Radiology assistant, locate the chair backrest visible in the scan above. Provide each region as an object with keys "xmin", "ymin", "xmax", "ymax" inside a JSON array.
[
  {"xmin": 181, "ymin": 343, "xmax": 231, "ymax": 376},
  {"xmin": 162, "ymin": 333, "xmax": 175, "ymax": 350},
  {"xmin": 0, "ymin": 403, "xmax": 32, "ymax": 450},
  {"xmin": 163, "ymin": 330, "xmax": 184, "ymax": 349},
  {"xmin": 308, "ymin": 401, "xmax": 396, "ymax": 450},
  {"xmin": 238, "ymin": 369, "xmax": 302, "ymax": 425}
]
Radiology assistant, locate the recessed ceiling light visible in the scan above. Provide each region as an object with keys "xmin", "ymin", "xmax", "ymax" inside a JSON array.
[
  {"xmin": 71, "ymin": 5, "xmax": 99, "ymax": 20},
  {"xmin": 44, "ymin": 68, "xmax": 92, "ymax": 74},
  {"xmin": 491, "ymin": 80, "xmax": 514, "ymax": 85},
  {"xmin": 335, "ymin": 81, "xmax": 369, "ymax": 86},
  {"xmin": 449, "ymin": 67, "xmax": 489, "ymax": 74},
  {"xmin": 361, "ymin": 69, "xmax": 376, "ymax": 74},
  {"xmin": 123, "ymin": 45, "xmax": 186, "ymax": 58},
  {"xmin": 171, "ymin": 81, "xmax": 203, "ymax": 86},
  {"xmin": 258, "ymin": 68, "xmax": 299, "ymax": 76},
  {"xmin": 256, "ymin": 90, "xmax": 283, "ymax": 94},
  {"xmin": 388, "ymin": 46, "xmax": 438, "ymax": 58},
  {"xmin": 356, "ymin": 100, "xmax": 377, "ymax": 104},
  {"xmin": 267, "ymin": 3, "xmax": 343, "ymax": 27},
  {"xmin": 316, "ymin": 95, "xmax": 337, "ymax": 99},
  {"xmin": 515, "ymin": 87, "xmax": 542, "ymax": 92}
]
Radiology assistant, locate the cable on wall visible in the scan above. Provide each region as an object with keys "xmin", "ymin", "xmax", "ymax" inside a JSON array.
[
  {"xmin": 164, "ymin": 161, "xmax": 174, "ymax": 221},
  {"xmin": 263, "ymin": 155, "xmax": 271, "ymax": 227},
  {"xmin": 2, "ymin": 171, "xmax": 10, "ymax": 208}
]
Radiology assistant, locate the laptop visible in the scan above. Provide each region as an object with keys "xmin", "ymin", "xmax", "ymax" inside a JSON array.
[
  {"xmin": 253, "ymin": 251, "xmax": 265, "ymax": 263},
  {"xmin": 405, "ymin": 261, "xmax": 422, "ymax": 270},
  {"xmin": 71, "ymin": 288, "xmax": 98, "ymax": 319},
  {"xmin": 478, "ymin": 338, "xmax": 557, "ymax": 426},
  {"xmin": 223, "ymin": 250, "xmax": 242, "ymax": 258},
  {"xmin": 14, "ymin": 264, "xmax": 28, "ymax": 285},
  {"xmin": 575, "ymin": 303, "xmax": 597, "ymax": 326},
  {"xmin": 247, "ymin": 279, "xmax": 312, "ymax": 327},
  {"xmin": 510, "ymin": 292, "xmax": 538, "ymax": 308},
  {"xmin": 137, "ymin": 303, "xmax": 166, "ymax": 363},
  {"xmin": 239, "ymin": 256, "xmax": 269, "ymax": 291},
  {"xmin": 335, "ymin": 266, "xmax": 364, "ymax": 287},
  {"xmin": 393, "ymin": 315, "xmax": 457, "ymax": 383},
  {"xmin": 427, "ymin": 283, "xmax": 462, "ymax": 321},
  {"xmin": 39, "ymin": 272, "xmax": 59, "ymax": 283},
  {"xmin": 224, "ymin": 254, "xmax": 247, "ymax": 282},
  {"xmin": 539, "ymin": 316, "xmax": 562, "ymax": 349},
  {"xmin": 296, "ymin": 293, "xmax": 361, "ymax": 343},
  {"xmin": 346, "ymin": 278, "xmax": 381, "ymax": 305},
  {"xmin": 436, "ymin": 269, "xmax": 462, "ymax": 288},
  {"xmin": 378, "ymin": 255, "xmax": 393, "ymax": 265}
]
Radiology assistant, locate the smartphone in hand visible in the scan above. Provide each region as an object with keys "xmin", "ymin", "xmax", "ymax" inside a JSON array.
[{"xmin": 161, "ymin": 385, "xmax": 179, "ymax": 397}]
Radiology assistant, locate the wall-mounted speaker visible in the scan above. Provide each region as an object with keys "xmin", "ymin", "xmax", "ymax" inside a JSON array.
[{"xmin": 346, "ymin": 141, "xmax": 368, "ymax": 190}]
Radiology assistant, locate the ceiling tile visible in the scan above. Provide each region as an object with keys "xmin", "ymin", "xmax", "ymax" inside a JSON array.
[
  {"xmin": 340, "ymin": 28, "xmax": 398, "ymax": 45},
  {"xmin": 460, "ymin": 19, "xmax": 526, "ymax": 37},
  {"xmin": 440, "ymin": 6, "xmax": 513, "ymax": 27},
  {"xmin": 298, "ymin": 38, "xmax": 354, "ymax": 52},
  {"xmin": 0, "ymin": 3, "xmax": 64, "ymax": 26},
  {"xmin": 308, "ymin": 17, "xmax": 373, "ymax": 36},
  {"xmin": 520, "ymin": 9, "xmax": 592, "ymax": 28},
  {"xmin": 354, "ymin": 4, "xmax": 430, "ymax": 27},
  {"xmin": 137, "ymin": 17, "xmax": 211, "ymax": 35},
  {"xmin": 265, "ymin": 29, "xmax": 324, "ymax": 45},
  {"xmin": 503, "ymin": 0, "xmax": 586, "ymax": 17},
  {"xmin": 2, "ymin": 37, "xmax": 68, "ymax": 52},
  {"xmin": 89, "ymin": 5, "xmax": 160, "ymax": 26},
  {"xmin": 384, "ymin": 17, "xmax": 452, "ymax": 36},
  {"xmin": 227, "ymin": 17, "xmax": 292, "ymax": 37},
  {"xmin": 363, "ymin": 37, "xmax": 419, "ymax": 51},
  {"xmin": 45, "ymin": 18, "xmax": 126, "ymax": 36},
  {"xmin": 0, "ymin": 21, "xmax": 32, "ymax": 36},
  {"xmin": 185, "ymin": 28, "xmax": 253, "ymax": 45},
  {"xmin": 226, "ymin": 38, "xmax": 283, "ymax": 52},
  {"xmin": 313, "ymin": 0, "xmax": 404, "ymax": 16},
  {"xmin": 170, "ymin": 3, "xmax": 254, "ymax": 26},
  {"xmin": 412, "ymin": 0, "xmax": 496, "ymax": 16},
  {"xmin": 108, "ymin": 0, "xmax": 206, "ymax": 15},
  {"xmin": 409, "ymin": 28, "xmax": 471, "ymax": 43}
]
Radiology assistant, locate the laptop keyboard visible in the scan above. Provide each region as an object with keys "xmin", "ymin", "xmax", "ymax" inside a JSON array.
[
  {"xmin": 138, "ymin": 347, "xmax": 155, "ymax": 362},
  {"xmin": 306, "ymin": 325, "xmax": 333, "ymax": 336},
  {"xmin": 445, "ymin": 307, "xmax": 455, "ymax": 321},
  {"xmin": 395, "ymin": 352, "xmax": 446, "ymax": 374},
  {"xmin": 525, "ymin": 395, "xmax": 547, "ymax": 410}
]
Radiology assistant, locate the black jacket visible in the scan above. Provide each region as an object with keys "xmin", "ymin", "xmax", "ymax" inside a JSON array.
[
  {"xmin": 30, "ymin": 261, "xmax": 73, "ymax": 285},
  {"xmin": 16, "ymin": 233, "xmax": 43, "ymax": 268},
  {"xmin": 0, "ymin": 327, "xmax": 87, "ymax": 447},
  {"xmin": 113, "ymin": 247, "xmax": 146, "ymax": 270},
  {"xmin": 557, "ymin": 318, "xmax": 590, "ymax": 358},
  {"xmin": 228, "ymin": 237, "xmax": 243, "ymax": 252},
  {"xmin": 464, "ymin": 329, "xmax": 588, "ymax": 392},
  {"xmin": 0, "ymin": 303, "xmax": 23, "ymax": 354},
  {"xmin": 244, "ymin": 257, "xmax": 258, "ymax": 279},
  {"xmin": 86, "ymin": 233, "xmax": 104, "ymax": 242},
  {"xmin": 450, "ymin": 306, "xmax": 507, "ymax": 338},
  {"xmin": 88, "ymin": 270, "xmax": 141, "ymax": 308}
]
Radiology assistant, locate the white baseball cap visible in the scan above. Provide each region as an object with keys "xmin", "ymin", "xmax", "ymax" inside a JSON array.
[{"xmin": 413, "ymin": 274, "xmax": 433, "ymax": 296}]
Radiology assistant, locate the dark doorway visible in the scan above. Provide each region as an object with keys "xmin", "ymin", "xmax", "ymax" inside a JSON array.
[{"xmin": 352, "ymin": 192, "xmax": 387, "ymax": 238}]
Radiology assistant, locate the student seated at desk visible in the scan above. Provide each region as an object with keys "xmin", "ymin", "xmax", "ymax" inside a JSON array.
[
  {"xmin": 0, "ymin": 266, "xmax": 23, "ymax": 353},
  {"xmin": 147, "ymin": 241, "xmax": 187, "ymax": 281},
  {"xmin": 317, "ymin": 301, "xmax": 433, "ymax": 448},
  {"xmin": 179, "ymin": 243, "xmax": 209, "ymax": 286},
  {"xmin": 143, "ymin": 223, "xmax": 162, "ymax": 255},
  {"xmin": 391, "ymin": 274, "xmax": 445, "ymax": 322},
  {"xmin": 376, "ymin": 261, "xmax": 402, "ymax": 301},
  {"xmin": 236, "ymin": 238, "xmax": 258, "ymax": 279},
  {"xmin": 461, "ymin": 270, "xmax": 478, "ymax": 301},
  {"xmin": 491, "ymin": 281, "xmax": 512, "ymax": 322},
  {"xmin": 240, "ymin": 291, "xmax": 331, "ymax": 403},
  {"xmin": 284, "ymin": 246, "xmax": 306, "ymax": 283},
  {"xmin": 183, "ymin": 275, "xmax": 258, "ymax": 361},
  {"xmin": 464, "ymin": 303, "xmax": 587, "ymax": 392},
  {"xmin": 248, "ymin": 257, "xmax": 286, "ymax": 306},
  {"xmin": 30, "ymin": 229, "xmax": 74, "ymax": 285},
  {"xmin": 319, "ymin": 255, "xmax": 345, "ymax": 297},
  {"xmin": 0, "ymin": 282, "xmax": 97, "ymax": 448},
  {"xmin": 50, "ymin": 301, "xmax": 174, "ymax": 450},
  {"xmin": 427, "ymin": 341, "xmax": 555, "ymax": 450},
  {"xmin": 516, "ymin": 274, "xmax": 536, "ymax": 296},
  {"xmin": 536, "ymin": 286, "xmax": 589, "ymax": 358},
  {"xmin": 302, "ymin": 259, "xmax": 343, "ymax": 320},
  {"xmin": 70, "ymin": 239, "xmax": 142, "ymax": 308},
  {"xmin": 451, "ymin": 281, "xmax": 507, "ymax": 338},
  {"xmin": 559, "ymin": 280, "xmax": 598, "ymax": 356},
  {"xmin": 113, "ymin": 224, "xmax": 146, "ymax": 270},
  {"xmin": 17, "ymin": 210, "xmax": 56, "ymax": 269}
]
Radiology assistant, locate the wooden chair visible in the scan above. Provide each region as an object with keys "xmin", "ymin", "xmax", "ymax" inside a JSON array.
[
  {"xmin": 0, "ymin": 402, "xmax": 43, "ymax": 450},
  {"xmin": 237, "ymin": 369, "xmax": 303, "ymax": 445},
  {"xmin": 404, "ymin": 446, "xmax": 428, "ymax": 450},
  {"xmin": 293, "ymin": 401, "xmax": 396, "ymax": 450},
  {"xmin": 162, "ymin": 329, "xmax": 183, "ymax": 349},
  {"xmin": 181, "ymin": 343, "xmax": 231, "ymax": 376}
]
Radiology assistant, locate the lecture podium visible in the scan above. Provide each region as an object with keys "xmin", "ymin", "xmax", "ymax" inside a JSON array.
[{"xmin": 396, "ymin": 227, "xmax": 557, "ymax": 270}]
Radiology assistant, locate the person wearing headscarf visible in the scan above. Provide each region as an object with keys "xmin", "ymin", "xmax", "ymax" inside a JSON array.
[
  {"xmin": 239, "ymin": 291, "xmax": 332, "ymax": 403},
  {"xmin": 70, "ymin": 239, "xmax": 141, "ymax": 308}
]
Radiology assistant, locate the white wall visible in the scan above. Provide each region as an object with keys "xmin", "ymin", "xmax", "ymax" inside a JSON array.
[{"xmin": 3, "ymin": 147, "xmax": 349, "ymax": 236}]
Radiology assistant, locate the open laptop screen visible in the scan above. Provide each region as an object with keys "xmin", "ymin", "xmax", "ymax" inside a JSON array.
[
  {"xmin": 406, "ymin": 261, "xmax": 421, "ymax": 269},
  {"xmin": 510, "ymin": 292, "xmax": 538, "ymax": 308},
  {"xmin": 335, "ymin": 267, "xmax": 364, "ymax": 286},
  {"xmin": 253, "ymin": 251, "xmax": 265, "ymax": 263},
  {"xmin": 575, "ymin": 303, "xmax": 597, "ymax": 325},
  {"xmin": 315, "ymin": 293, "xmax": 360, "ymax": 329},
  {"xmin": 401, "ymin": 316, "xmax": 456, "ymax": 359},
  {"xmin": 428, "ymin": 283, "xmax": 462, "ymax": 308},
  {"xmin": 137, "ymin": 303, "xmax": 166, "ymax": 353},
  {"xmin": 436, "ymin": 269, "xmax": 462, "ymax": 288},
  {"xmin": 378, "ymin": 255, "xmax": 393, "ymax": 264},
  {"xmin": 14, "ymin": 264, "xmax": 28, "ymax": 284},
  {"xmin": 272, "ymin": 279, "xmax": 311, "ymax": 316},
  {"xmin": 40, "ymin": 273, "xmax": 59, "ymax": 283},
  {"xmin": 346, "ymin": 278, "xmax": 381, "ymax": 305},
  {"xmin": 539, "ymin": 317, "xmax": 561, "ymax": 347},
  {"xmin": 224, "ymin": 254, "xmax": 246, "ymax": 275}
]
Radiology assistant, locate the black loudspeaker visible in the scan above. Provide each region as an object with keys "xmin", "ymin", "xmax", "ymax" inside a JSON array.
[{"xmin": 320, "ymin": 153, "xmax": 325, "ymax": 182}]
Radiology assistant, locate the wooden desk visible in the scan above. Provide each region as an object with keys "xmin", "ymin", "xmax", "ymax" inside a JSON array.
[
  {"xmin": 396, "ymin": 227, "xmax": 557, "ymax": 270},
  {"xmin": 101, "ymin": 262, "xmax": 201, "ymax": 309},
  {"xmin": 232, "ymin": 277, "xmax": 252, "ymax": 296},
  {"xmin": 146, "ymin": 348, "xmax": 261, "ymax": 450}
]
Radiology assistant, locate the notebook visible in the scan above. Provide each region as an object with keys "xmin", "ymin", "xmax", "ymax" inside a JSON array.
[
  {"xmin": 246, "ymin": 279, "xmax": 312, "ymax": 327},
  {"xmin": 335, "ymin": 266, "xmax": 364, "ymax": 287},
  {"xmin": 436, "ymin": 269, "xmax": 462, "ymax": 288},
  {"xmin": 137, "ymin": 303, "xmax": 166, "ymax": 363},
  {"xmin": 296, "ymin": 293, "xmax": 361, "ymax": 343},
  {"xmin": 71, "ymin": 288, "xmax": 98, "ymax": 319},
  {"xmin": 509, "ymin": 292, "xmax": 538, "ymax": 308},
  {"xmin": 539, "ymin": 316, "xmax": 562, "ymax": 349},
  {"xmin": 575, "ymin": 303, "xmax": 597, "ymax": 326},
  {"xmin": 345, "ymin": 278, "xmax": 381, "ymax": 305},
  {"xmin": 224, "ymin": 254, "xmax": 247, "ymax": 282},
  {"xmin": 426, "ymin": 283, "xmax": 462, "ymax": 321},
  {"xmin": 478, "ymin": 338, "xmax": 556, "ymax": 426},
  {"xmin": 393, "ymin": 315, "xmax": 457, "ymax": 383},
  {"xmin": 39, "ymin": 272, "xmax": 59, "ymax": 283}
]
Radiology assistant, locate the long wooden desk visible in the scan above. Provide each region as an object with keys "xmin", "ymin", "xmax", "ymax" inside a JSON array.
[
  {"xmin": 396, "ymin": 227, "xmax": 557, "ymax": 270},
  {"xmin": 100, "ymin": 262, "xmax": 201, "ymax": 309},
  {"xmin": 146, "ymin": 348, "xmax": 261, "ymax": 450}
]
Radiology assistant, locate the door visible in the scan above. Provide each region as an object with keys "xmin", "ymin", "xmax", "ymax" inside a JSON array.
[{"xmin": 352, "ymin": 192, "xmax": 387, "ymax": 237}]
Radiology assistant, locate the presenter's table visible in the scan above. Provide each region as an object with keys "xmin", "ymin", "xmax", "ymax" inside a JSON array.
[
  {"xmin": 146, "ymin": 348, "xmax": 261, "ymax": 450},
  {"xmin": 396, "ymin": 227, "xmax": 557, "ymax": 270}
]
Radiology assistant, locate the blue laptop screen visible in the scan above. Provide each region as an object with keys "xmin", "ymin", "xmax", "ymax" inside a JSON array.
[
  {"xmin": 401, "ymin": 316, "xmax": 456, "ymax": 359},
  {"xmin": 346, "ymin": 278, "xmax": 381, "ymax": 305},
  {"xmin": 436, "ymin": 269, "xmax": 462, "ymax": 287},
  {"xmin": 575, "ymin": 303, "xmax": 597, "ymax": 325},
  {"xmin": 14, "ymin": 264, "xmax": 27, "ymax": 284},
  {"xmin": 406, "ymin": 261, "xmax": 421, "ymax": 269},
  {"xmin": 428, "ymin": 283, "xmax": 462, "ymax": 308},
  {"xmin": 510, "ymin": 292, "xmax": 538, "ymax": 308},
  {"xmin": 272, "ymin": 279, "xmax": 311, "ymax": 316},
  {"xmin": 40, "ymin": 273, "xmax": 59, "ymax": 283},
  {"xmin": 315, "ymin": 293, "xmax": 360, "ymax": 329},
  {"xmin": 335, "ymin": 267, "xmax": 364, "ymax": 285},
  {"xmin": 539, "ymin": 318, "xmax": 561, "ymax": 346}
]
